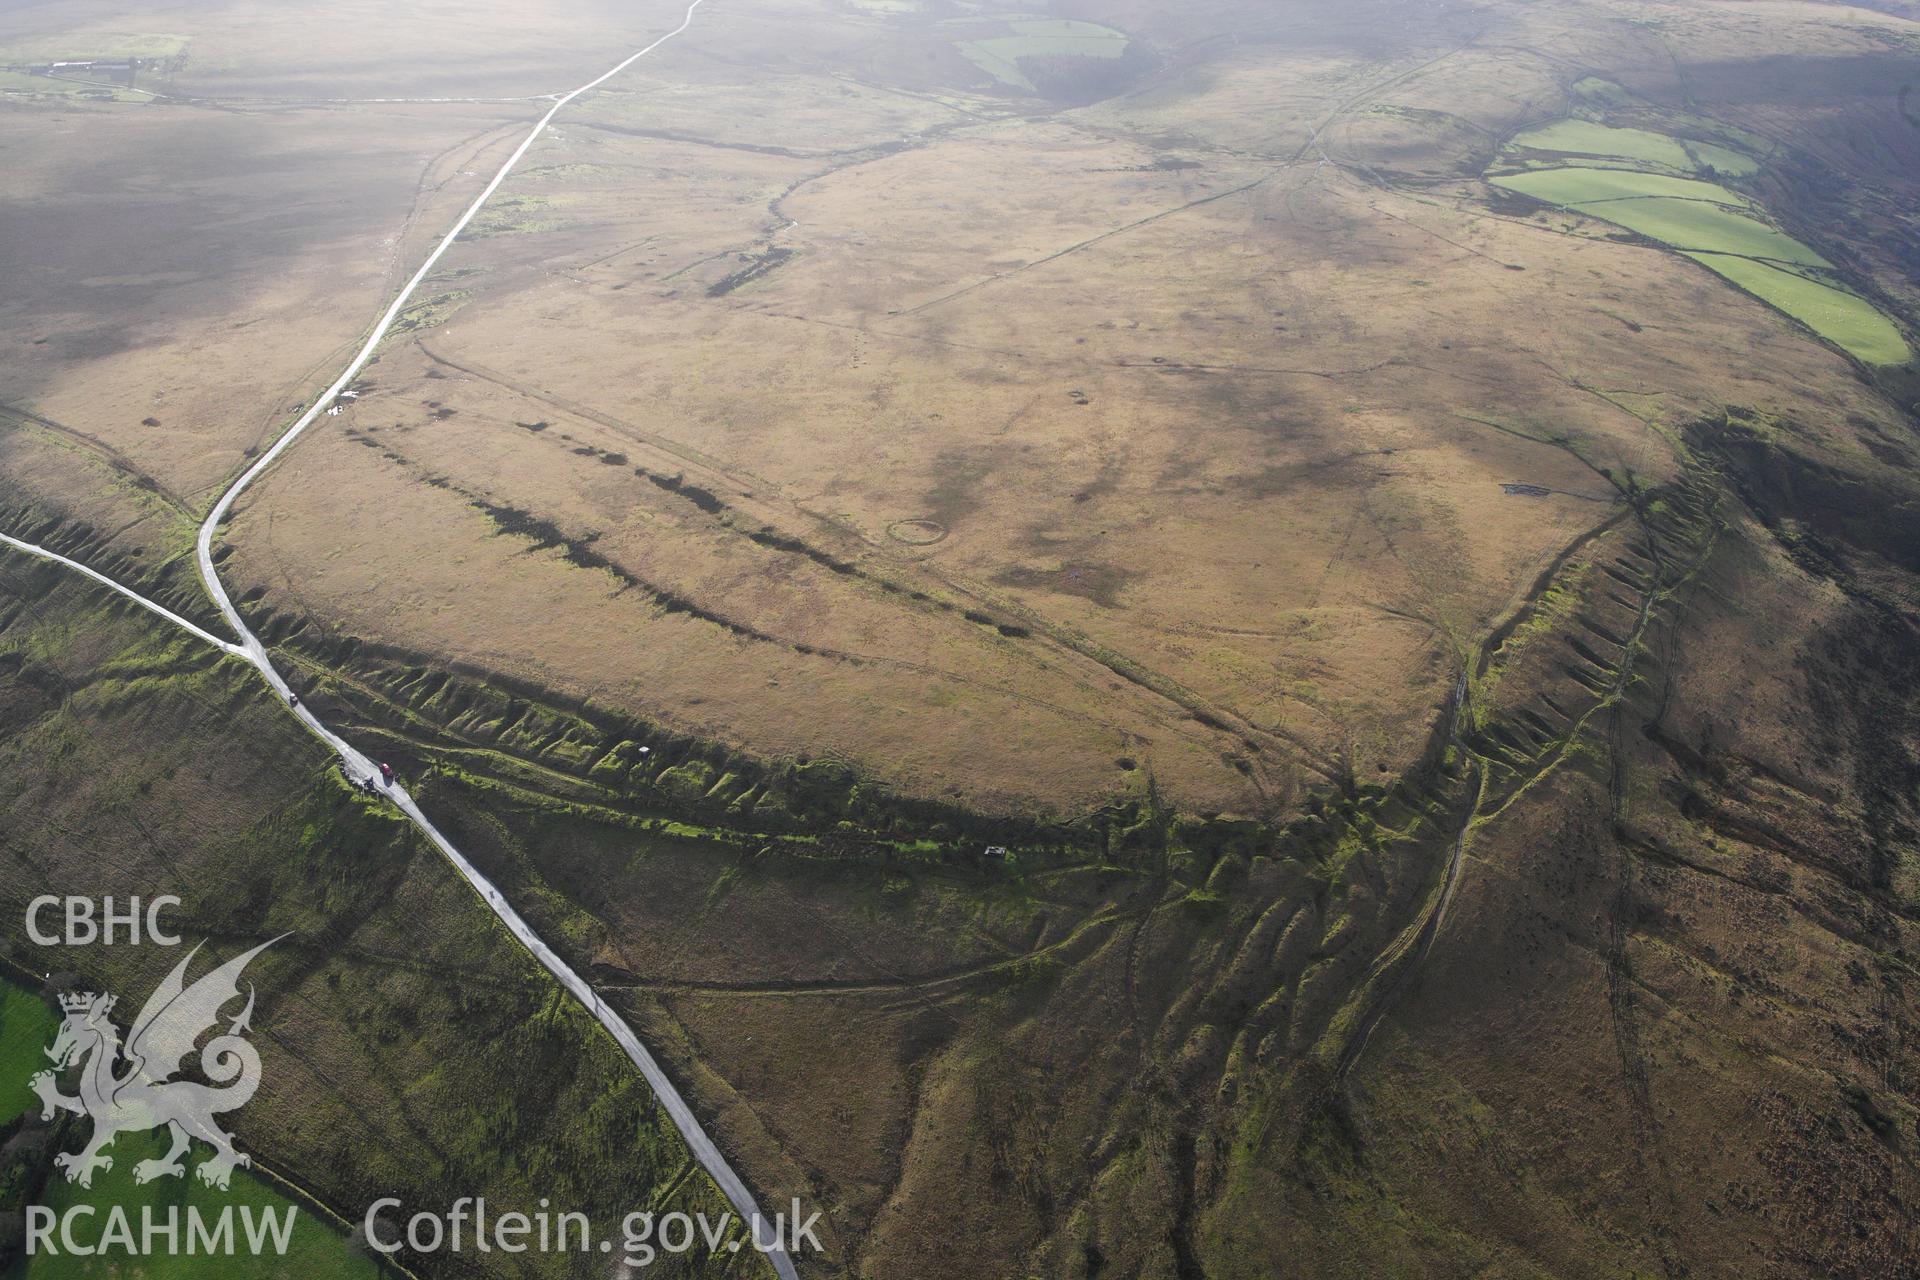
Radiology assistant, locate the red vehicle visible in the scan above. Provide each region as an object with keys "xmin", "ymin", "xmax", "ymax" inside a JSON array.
[{"xmin": 378, "ymin": 762, "xmax": 395, "ymax": 785}]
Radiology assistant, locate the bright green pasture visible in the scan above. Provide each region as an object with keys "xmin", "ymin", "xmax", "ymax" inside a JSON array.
[
  {"xmin": 1510, "ymin": 119, "xmax": 1696, "ymax": 169},
  {"xmin": 1491, "ymin": 166, "xmax": 1752, "ymax": 210},
  {"xmin": 1490, "ymin": 131, "xmax": 1909, "ymax": 365},
  {"xmin": 1491, "ymin": 168, "xmax": 1827, "ymax": 267},
  {"xmin": 0, "ymin": 983, "xmax": 59, "ymax": 1117},
  {"xmin": 1687, "ymin": 253, "xmax": 1913, "ymax": 366},
  {"xmin": 4, "ymin": 1131, "xmax": 381, "ymax": 1280},
  {"xmin": 1508, "ymin": 118, "xmax": 1758, "ymax": 177},
  {"xmin": 0, "ymin": 978, "xmax": 376, "ymax": 1280}
]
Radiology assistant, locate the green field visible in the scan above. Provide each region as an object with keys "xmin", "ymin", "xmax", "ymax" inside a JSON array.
[
  {"xmin": 1569, "ymin": 75, "xmax": 1638, "ymax": 107},
  {"xmin": 0, "ymin": 979, "xmax": 376, "ymax": 1280},
  {"xmin": 1492, "ymin": 165, "xmax": 1755, "ymax": 209},
  {"xmin": 1508, "ymin": 117, "xmax": 1759, "ymax": 176},
  {"xmin": 1682, "ymin": 138, "xmax": 1759, "ymax": 177},
  {"xmin": 1492, "ymin": 135, "xmax": 1908, "ymax": 365},
  {"xmin": 955, "ymin": 17, "xmax": 1129, "ymax": 91},
  {"xmin": 0, "ymin": 983, "xmax": 58, "ymax": 1119},
  {"xmin": 1491, "ymin": 167, "xmax": 1828, "ymax": 266},
  {"xmin": 1687, "ymin": 253, "xmax": 1913, "ymax": 366},
  {"xmin": 1509, "ymin": 119, "xmax": 1698, "ymax": 169}
]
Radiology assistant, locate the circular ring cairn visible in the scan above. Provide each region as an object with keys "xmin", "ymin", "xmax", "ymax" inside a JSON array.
[{"xmin": 887, "ymin": 518, "xmax": 948, "ymax": 546}]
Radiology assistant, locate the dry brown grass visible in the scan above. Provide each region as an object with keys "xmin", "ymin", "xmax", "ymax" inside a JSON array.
[
  {"xmin": 9, "ymin": 0, "xmax": 1912, "ymax": 822},
  {"xmin": 194, "ymin": 0, "xmax": 1907, "ymax": 817},
  {"xmin": 7, "ymin": 4, "xmax": 1920, "ymax": 1278}
]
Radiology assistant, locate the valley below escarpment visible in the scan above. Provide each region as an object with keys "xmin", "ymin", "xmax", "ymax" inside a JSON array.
[{"xmin": 307, "ymin": 408, "xmax": 1920, "ymax": 1280}]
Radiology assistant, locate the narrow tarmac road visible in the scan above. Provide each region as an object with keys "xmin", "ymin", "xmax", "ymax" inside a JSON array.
[{"xmin": 4, "ymin": 4, "xmax": 803, "ymax": 1275}]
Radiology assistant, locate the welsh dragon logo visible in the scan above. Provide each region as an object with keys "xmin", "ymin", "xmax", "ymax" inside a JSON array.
[{"xmin": 31, "ymin": 938, "xmax": 280, "ymax": 1191}]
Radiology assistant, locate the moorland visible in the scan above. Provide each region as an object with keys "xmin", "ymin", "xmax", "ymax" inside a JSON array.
[{"xmin": 3, "ymin": 1, "xmax": 1920, "ymax": 1277}]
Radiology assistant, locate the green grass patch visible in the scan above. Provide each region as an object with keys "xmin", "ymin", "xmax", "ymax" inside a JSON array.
[
  {"xmin": 389, "ymin": 289, "xmax": 469, "ymax": 335},
  {"xmin": 1471, "ymin": 562, "xmax": 1592, "ymax": 728},
  {"xmin": 0, "ymin": 978, "xmax": 375, "ymax": 1280},
  {"xmin": 1490, "ymin": 120, "xmax": 1904, "ymax": 365},
  {"xmin": 1583, "ymin": 197, "xmax": 1823, "ymax": 266},
  {"xmin": 1686, "ymin": 253, "xmax": 1913, "ymax": 366},
  {"xmin": 1491, "ymin": 165, "xmax": 1753, "ymax": 211},
  {"xmin": 3, "ymin": 1130, "xmax": 380, "ymax": 1279},
  {"xmin": 1491, "ymin": 167, "xmax": 1826, "ymax": 267},
  {"xmin": 0, "ymin": 983, "xmax": 58, "ymax": 1119},
  {"xmin": 1681, "ymin": 138, "xmax": 1759, "ymax": 177},
  {"xmin": 1570, "ymin": 76, "xmax": 1640, "ymax": 108},
  {"xmin": 955, "ymin": 17, "xmax": 1128, "ymax": 91},
  {"xmin": 1499, "ymin": 154, "xmax": 1661, "ymax": 175},
  {"xmin": 1509, "ymin": 119, "xmax": 1697, "ymax": 170},
  {"xmin": 1507, "ymin": 119, "xmax": 1758, "ymax": 178},
  {"xmin": 464, "ymin": 195, "xmax": 561, "ymax": 240}
]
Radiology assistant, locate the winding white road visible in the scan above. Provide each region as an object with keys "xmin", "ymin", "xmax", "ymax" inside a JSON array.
[
  {"xmin": 0, "ymin": 531, "xmax": 243, "ymax": 656},
  {"xmin": 4, "ymin": 4, "xmax": 804, "ymax": 1276}
]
